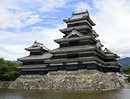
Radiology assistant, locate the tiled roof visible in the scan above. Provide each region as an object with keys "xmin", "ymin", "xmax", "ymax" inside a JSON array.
[
  {"xmin": 70, "ymin": 11, "xmax": 89, "ymax": 20},
  {"xmin": 25, "ymin": 41, "xmax": 49, "ymax": 51},
  {"xmin": 18, "ymin": 53, "xmax": 52, "ymax": 61},
  {"xmin": 51, "ymin": 45, "xmax": 96, "ymax": 53},
  {"xmin": 104, "ymin": 48, "xmax": 120, "ymax": 58},
  {"xmin": 63, "ymin": 11, "xmax": 95, "ymax": 26},
  {"xmin": 55, "ymin": 35, "xmax": 97, "ymax": 43},
  {"xmin": 60, "ymin": 25, "xmax": 92, "ymax": 33}
]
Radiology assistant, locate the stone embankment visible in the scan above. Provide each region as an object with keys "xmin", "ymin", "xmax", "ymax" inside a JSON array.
[
  {"xmin": 127, "ymin": 83, "xmax": 130, "ymax": 88},
  {"xmin": 0, "ymin": 81, "xmax": 13, "ymax": 88},
  {"xmin": 9, "ymin": 70, "xmax": 127, "ymax": 90}
]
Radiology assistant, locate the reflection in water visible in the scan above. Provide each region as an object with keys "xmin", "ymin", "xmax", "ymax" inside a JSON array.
[{"xmin": 0, "ymin": 89, "xmax": 130, "ymax": 99}]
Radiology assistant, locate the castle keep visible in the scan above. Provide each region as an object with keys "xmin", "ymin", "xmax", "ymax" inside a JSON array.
[{"xmin": 18, "ymin": 11, "xmax": 122, "ymax": 75}]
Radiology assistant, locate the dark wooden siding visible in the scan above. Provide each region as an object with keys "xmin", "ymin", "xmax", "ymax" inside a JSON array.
[
  {"xmin": 60, "ymin": 41, "xmax": 93, "ymax": 47},
  {"xmin": 67, "ymin": 22, "xmax": 92, "ymax": 30},
  {"xmin": 23, "ymin": 61, "xmax": 44, "ymax": 65},
  {"xmin": 30, "ymin": 52, "xmax": 43, "ymax": 55},
  {"xmin": 105, "ymin": 59, "xmax": 116, "ymax": 62},
  {"xmin": 21, "ymin": 70, "xmax": 48, "ymax": 75},
  {"xmin": 106, "ymin": 67, "xmax": 117, "ymax": 72},
  {"xmin": 80, "ymin": 32, "xmax": 87, "ymax": 35},
  {"xmin": 49, "ymin": 63, "xmax": 100, "ymax": 71},
  {"xmin": 52, "ymin": 53, "xmax": 98, "ymax": 59}
]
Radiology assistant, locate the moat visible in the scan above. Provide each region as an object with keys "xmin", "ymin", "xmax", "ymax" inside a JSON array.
[{"xmin": 0, "ymin": 89, "xmax": 130, "ymax": 99}]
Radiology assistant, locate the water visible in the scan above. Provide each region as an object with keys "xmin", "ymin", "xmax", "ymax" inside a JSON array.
[{"xmin": 0, "ymin": 89, "xmax": 130, "ymax": 99}]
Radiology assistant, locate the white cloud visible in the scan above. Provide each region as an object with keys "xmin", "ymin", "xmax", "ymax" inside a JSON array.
[
  {"xmin": 26, "ymin": 15, "xmax": 42, "ymax": 25},
  {"xmin": 21, "ymin": 0, "xmax": 72, "ymax": 12},
  {"xmin": 0, "ymin": 0, "xmax": 42, "ymax": 29},
  {"xmin": 38, "ymin": 0, "xmax": 68, "ymax": 12},
  {"xmin": 0, "ymin": 44, "xmax": 28, "ymax": 61},
  {"xmin": 0, "ymin": 0, "xmax": 70, "ymax": 29},
  {"xmin": 0, "ymin": 24, "xmax": 65, "ymax": 60},
  {"xmin": 91, "ymin": 0, "xmax": 130, "ymax": 57},
  {"xmin": 73, "ymin": 0, "xmax": 130, "ymax": 57},
  {"xmin": 73, "ymin": 2, "xmax": 92, "ymax": 12}
]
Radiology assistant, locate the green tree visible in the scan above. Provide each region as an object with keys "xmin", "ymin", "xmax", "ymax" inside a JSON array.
[
  {"xmin": 123, "ymin": 66, "xmax": 130, "ymax": 74},
  {"xmin": 123, "ymin": 66, "xmax": 130, "ymax": 83},
  {"xmin": 0, "ymin": 58, "xmax": 21, "ymax": 81}
]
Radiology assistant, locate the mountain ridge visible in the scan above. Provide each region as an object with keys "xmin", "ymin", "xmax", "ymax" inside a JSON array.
[{"xmin": 118, "ymin": 57, "xmax": 130, "ymax": 66}]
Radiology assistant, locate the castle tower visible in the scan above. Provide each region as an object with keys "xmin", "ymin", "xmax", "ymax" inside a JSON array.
[{"xmin": 45, "ymin": 11, "xmax": 122, "ymax": 72}]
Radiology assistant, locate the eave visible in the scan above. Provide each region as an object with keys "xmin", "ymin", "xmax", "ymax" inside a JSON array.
[
  {"xmin": 63, "ymin": 16, "xmax": 95, "ymax": 26},
  {"xmin": 25, "ymin": 47, "xmax": 42, "ymax": 51},
  {"xmin": 54, "ymin": 36, "xmax": 97, "ymax": 43},
  {"xmin": 106, "ymin": 62, "xmax": 123, "ymax": 67},
  {"xmin": 105, "ymin": 53, "xmax": 120, "ymax": 58},
  {"xmin": 17, "ymin": 53, "xmax": 53, "ymax": 61},
  {"xmin": 50, "ymin": 45, "xmax": 96, "ymax": 54},
  {"xmin": 60, "ymin": 25, "xmax": 92, "ymax": 33}
]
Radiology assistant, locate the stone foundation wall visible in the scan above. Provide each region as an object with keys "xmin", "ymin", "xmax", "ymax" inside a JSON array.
[
  {"xmin": 9, "ymin": 70, "xmax": 127, "ymax": 91},
  {"xmin": 0, "ymin": 81, "xmax": 13, "ymax": 88}
]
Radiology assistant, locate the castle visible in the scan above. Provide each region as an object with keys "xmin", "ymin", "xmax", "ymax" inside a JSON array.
[{"xmin": 18, "ymin": 11, "xmax": 122, "ymax": 75}]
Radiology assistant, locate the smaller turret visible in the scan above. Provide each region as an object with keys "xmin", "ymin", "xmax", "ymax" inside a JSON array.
[
  {"xmin": 25, "ymin": 41, "xmax": 49, "ymax": 52},
  {"xmin": 17, "ymin": 41, "xmax": 52, "ymax": 75}
]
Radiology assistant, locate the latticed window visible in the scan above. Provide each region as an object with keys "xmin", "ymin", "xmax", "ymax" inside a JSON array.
[
  {"xmin": 30, "ymin": 52, "xmax": 42, "ymax": 55},
  {"xmin": 67, "ymin": 22, "xmax": 92, "ymax": 29},
  {"xmin": 69, "ymin": 41, "xmax": 79, "ymax": 46},
  {"xmin": 67, "ymin": 54, "xmax": 78, "ymax": 59}
]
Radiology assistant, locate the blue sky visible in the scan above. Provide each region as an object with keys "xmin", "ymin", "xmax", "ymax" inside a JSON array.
[{"xmin": 0, "ymin": 0, "xmax": 130, "ymax": 60}]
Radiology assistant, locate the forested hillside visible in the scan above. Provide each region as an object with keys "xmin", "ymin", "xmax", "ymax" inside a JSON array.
[{"xmin": 118, "ymin": 57, "xmax": 130, "ymax": 66}]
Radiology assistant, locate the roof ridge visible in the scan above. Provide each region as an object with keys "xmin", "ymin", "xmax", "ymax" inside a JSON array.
[{"xmin": 72, "ymin": 10, "xmax": 88, "ymax": 15}]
